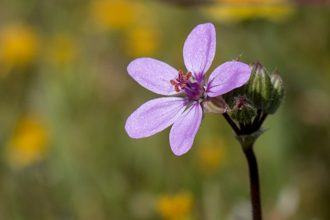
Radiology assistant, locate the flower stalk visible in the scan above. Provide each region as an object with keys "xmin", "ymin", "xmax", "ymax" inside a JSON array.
[
  {"xmin": 222, "ymin": 61, "xmax": 284, "ymax": 220},
  {"xmin": 223, "ymin": 112, "xmax": 265, "ymax": 220},
  {"xmin": 243, "ymin": 144, "xmax": 262, "ymax": 220}
]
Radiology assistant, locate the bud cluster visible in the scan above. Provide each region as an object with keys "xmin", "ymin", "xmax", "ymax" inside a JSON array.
[{"xmin": 223, "ymin": 61, "xmax": 284, "ymax": 125}]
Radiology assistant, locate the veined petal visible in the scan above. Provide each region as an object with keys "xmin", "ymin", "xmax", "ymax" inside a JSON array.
[
  {"xmin": 169, "ymin": 102, "xmax": 203, "ymax": 156},
  {"xmin": 183, "ymin": 23, "xmax": 216, "ymax": 83},
  {"xmin": 127, "ymin": 58, "xmax": 178, "ymax": 96},
  {"xmin": 206, "ymin": 61, "xmax": 251, "ymax": 97},
  {"xmin": 125, "ymin": 97, "xmax": 188, "ymax": 138}
]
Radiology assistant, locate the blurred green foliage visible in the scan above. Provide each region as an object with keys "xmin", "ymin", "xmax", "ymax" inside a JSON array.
[{"xmin": 0, "ymin": 0, "xmax": 330, "ymax": 219}]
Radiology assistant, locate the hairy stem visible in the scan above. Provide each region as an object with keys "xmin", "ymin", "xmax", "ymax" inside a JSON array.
[
  {"xmin": 223, "ymin": 112, "xmax": 264, "ymax": 220},
  {"xmin": 256, "ymin": 113, "xmax": 267, "ymax": 130},
  {"xmin": 222, "ymin": 113, "xmax": 241, "ymax": 135},
  {"xmin": 243, "ymin": 145, "xmax": 262, "ymax": 220}
]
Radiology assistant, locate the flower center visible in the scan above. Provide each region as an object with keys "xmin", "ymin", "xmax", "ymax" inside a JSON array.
[{"xmin": 170, "ymin": 70, "xmax": 204, "ymax": 100}]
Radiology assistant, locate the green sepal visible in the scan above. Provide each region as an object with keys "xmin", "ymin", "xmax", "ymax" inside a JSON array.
[
  {"xmin": 266, "ymin": 70, "xmax": 285, "ymax": 114},
  {"xmin": 248, "ymin": 61, "xmax": 272, "ymax": 111}
]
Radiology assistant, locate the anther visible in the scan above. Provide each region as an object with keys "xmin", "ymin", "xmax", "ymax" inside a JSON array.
[
  {"xmin": 170, "ymin": 80, "xmax": 177, "ymax": 86},
  {"xmin": 184, "ymin": 72, "xmax": 192, "ymax": 81},
  {"xmin": 177, "ymin": 70, "xmax": 183, "ymax": 81},
  {"xmin": 170, "ymin": 70, "xmax": 193, "ymax": 93}
]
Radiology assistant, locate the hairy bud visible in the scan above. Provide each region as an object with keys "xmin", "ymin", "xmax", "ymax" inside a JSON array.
[{"xmin": 231, "ymin": 96, "xmax": 257, "ymax": 123}]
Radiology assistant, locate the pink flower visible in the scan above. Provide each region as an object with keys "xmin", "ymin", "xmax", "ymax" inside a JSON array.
[{"xmin": 125, "ymin": 23, "xmax": 251, "ymax": 155}]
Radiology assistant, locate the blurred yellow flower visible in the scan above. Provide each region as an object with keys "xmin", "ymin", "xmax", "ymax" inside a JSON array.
[
  {"xmin": 48, "ymin": 34, "xmax": 78, "ymax": 66},
  {"xmin": 218, "ymin": 0, "xmax": 279, "ymax": 3},
  {"xmin": 4, "ymin": 116, "xmax": 49, "ymax": 169},
  {"xmin": 0, "ymin": 24, "xmax": 40, "ymax": 67},
  {"xmin": 125, "ymin": 25, "xmax": 161, "ymax": 58},
  {"xmin": 157, "ymin": 191, "xmax": 193, "ymax": 220},
  {"xmin": 89, "ymin": 0, "xmax": 135, "ymax": 30},
  {"xmin": 203, "ymin": 0, "xmax": 295, "ymax": 23},
  {"xmin": 197, "ymin": 136, "xmax": 226, "ymax": 175}
]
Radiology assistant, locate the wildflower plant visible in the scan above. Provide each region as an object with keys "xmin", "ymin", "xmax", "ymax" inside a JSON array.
[
  {"xmin": 125, "ymin": 23, "xmax": 284, "ymax": 220},
  {"xmin": 125, "ymin": 23, "xmax": 251, "ymax": 155}
]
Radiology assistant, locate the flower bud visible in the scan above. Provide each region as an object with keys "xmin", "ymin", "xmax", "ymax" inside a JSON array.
[
  {"xmin": 248, "ymin": 61, "xmax": 272, "ymax": 111},
  {"xmin": 203, "ymin": 96, "xmax": 227, "ymax": 114},
  {"xmin": 221, "ymin": 90, "xmax": 234, "ymax": 107},
  {"xmin": 230, "ymin": 96, "xmax": 257, "ymax": 123},
  {"xmin": 222, "ymin": 82, "xmax": 249, "ymax": 107},
  {"xmin": 266, "ymin": 70, "xmax": 284, "ymax": 114}
]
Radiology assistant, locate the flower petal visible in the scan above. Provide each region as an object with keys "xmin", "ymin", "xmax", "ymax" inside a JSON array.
[
  {"xmin": 127, "ymin": 58, "xmax": 179, "ymax": 95},
  {"xmin": 206, "ymin": 61, "xmax": 251, "ymax": 97},
  {"xmin": 183, "ymin": 23, "xmax": 216, "ymax": 83},
  {"xmin": 125, "ymin": 97, "xmax": 188, "ymax": 138},
  {"xmin": 169, "ymin": 102, "xmax": 203, "ymax": 156}
]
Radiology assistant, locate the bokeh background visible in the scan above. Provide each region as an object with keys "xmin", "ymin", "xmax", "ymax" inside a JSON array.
[{"xmin": 0, "ymin": 0, "xmax": 330, "ymax": 219}]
